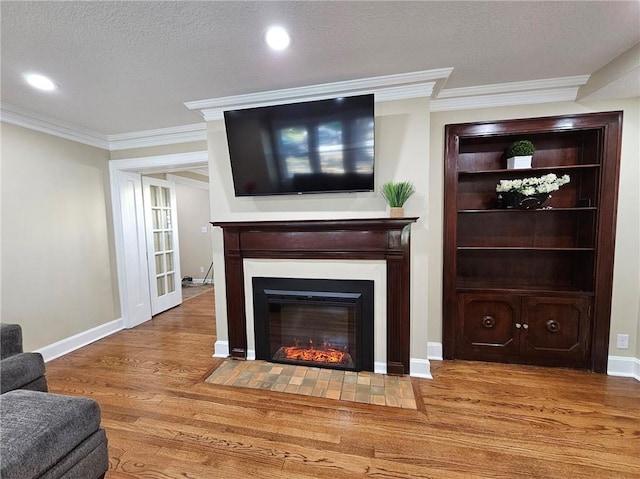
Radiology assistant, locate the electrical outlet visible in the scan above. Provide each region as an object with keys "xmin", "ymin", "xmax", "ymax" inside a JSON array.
[
  {"xmin": 200, "ymin": 266, "xmax": 205, "ymax": 273},
  {"xmin": 616, "ymin": 334, "xmax": 629, "ymax": 349},
  {"xmin": 201, "ymin": 226, "xmax": 208, "ymax": 234}
]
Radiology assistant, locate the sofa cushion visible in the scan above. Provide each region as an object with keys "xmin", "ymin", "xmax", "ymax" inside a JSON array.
[
  {"xmin": 0, "ymin": 352, "xmax": 47, "ymax": 393},
  {"xmin": 39, "ymin": 429, "xmax": 108, "ymax": 479},
  {"xmin": 0, "ymin": 323, "xmax": 23, "ymax": 359},
  {"xmin": 0, "ymin": 390, "xmax": 103, "ymax": 479}
]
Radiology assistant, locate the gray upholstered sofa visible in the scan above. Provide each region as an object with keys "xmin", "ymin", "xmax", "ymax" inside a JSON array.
[
  {"xmin": 0, "ymin": 323, "xmax": 109, "ymax": 479},
  {"xmin": 0, "ymin": 323, "xmax": 48, "ymax": 393}
]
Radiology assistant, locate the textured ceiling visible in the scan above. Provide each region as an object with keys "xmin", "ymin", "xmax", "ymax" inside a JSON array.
[{"xmin": 1, "ymin": 1, "xmax": 639, "ymax": 135}]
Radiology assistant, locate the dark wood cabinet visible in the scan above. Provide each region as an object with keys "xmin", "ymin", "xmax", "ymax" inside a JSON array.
[
  {"xmin": 520, "ymin": 296, "xmax": 591, "ymax": 363},
  {"xmin": 443, "ymin": 112, "xmax": 623, "ymax": 372},
  {"xmin": 458, "ymin": 293, "xmax": 591, "ymax": 368},
  {"xmin": 459, "ymin": 293, "xmax": 520, "ymax": 357}
]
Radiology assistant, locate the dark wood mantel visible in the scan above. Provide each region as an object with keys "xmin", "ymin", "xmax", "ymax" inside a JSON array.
[{"xmin": 212, "ymin": 217, "xmax": 418, "ymax": 375}]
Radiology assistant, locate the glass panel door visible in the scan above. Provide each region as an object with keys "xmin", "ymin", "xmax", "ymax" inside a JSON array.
[{"xmin": 142, "ymin": 177, "xmax": 182, "ymax": 315}]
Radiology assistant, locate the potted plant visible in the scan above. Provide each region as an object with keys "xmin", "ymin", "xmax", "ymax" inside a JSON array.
[
  {"xmin": 496, "ymin": 173, "xmax": 570, "ymax": 209},
  {"xmin": 381, "ymin": 181, "xmax": 415, "ymax": 217},
  {"xmin": 506, "ymin": 140, "xmax": 535, "ymax": 169}
]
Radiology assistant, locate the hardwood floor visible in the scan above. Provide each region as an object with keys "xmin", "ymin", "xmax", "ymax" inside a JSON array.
[{"xmin": 45, "ymin": 290, "xmax": 640, "ymax": 478}]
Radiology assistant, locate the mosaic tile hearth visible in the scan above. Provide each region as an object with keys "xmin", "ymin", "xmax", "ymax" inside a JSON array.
[{"xmin": 205, "ymin": 360, "xmax": 417, "ymax": 409}]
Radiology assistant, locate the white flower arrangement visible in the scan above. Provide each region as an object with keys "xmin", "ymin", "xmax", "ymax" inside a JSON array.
[{"xmin": 496, "ymin": 173, "xmax": 570, "ymax": 197}]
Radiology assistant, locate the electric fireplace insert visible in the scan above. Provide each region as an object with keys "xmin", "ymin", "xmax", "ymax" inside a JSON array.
[{"xmin": 253, "ymin": 277, "xmax": 374, "ymax": 372}]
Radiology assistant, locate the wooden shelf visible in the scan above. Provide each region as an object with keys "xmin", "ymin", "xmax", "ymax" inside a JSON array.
[
  {"xmin": 458, "ymin": 207, "xmax": 597, "ymax": 213},
  {"xmin": 458, "ymin": 164, "xmax": 601, "ymax": 176},
  {"xmin": 444, "ymin": 111, "xmax": 623, "ymax": 373},
  {"xmin": 456, "ymin": 285, "xmax": 595, "ymax": 296},
  {"xmin": 456, "ymin": 246, "xmax": 595, "ymax": 252}
]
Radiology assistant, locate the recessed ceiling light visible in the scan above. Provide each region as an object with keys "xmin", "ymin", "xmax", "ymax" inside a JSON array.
[
  {"xmin": 265, "ymin": 26, "xmax": 290, "ymax": 51},
  {"xmin": 24, "ymin": 73, "xmax": 57, "ymax": 91}
]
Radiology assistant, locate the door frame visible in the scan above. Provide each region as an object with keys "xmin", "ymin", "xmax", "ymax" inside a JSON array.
[{"xmin": 109, "ymin": 151, "xmax": 209, "ymax": 328}]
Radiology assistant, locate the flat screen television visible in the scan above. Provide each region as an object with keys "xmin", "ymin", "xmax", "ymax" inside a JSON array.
[{"xmin": 223, "ymin": 94, "xmax": 374, "ymax": 196}]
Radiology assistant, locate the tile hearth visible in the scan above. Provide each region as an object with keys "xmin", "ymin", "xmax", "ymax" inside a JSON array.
[{"xmin": 205, "ymin": 360, "xmax": 417, "ymax": 409}]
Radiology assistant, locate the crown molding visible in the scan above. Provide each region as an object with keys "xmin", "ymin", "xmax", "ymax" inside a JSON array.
[
  {"xmin": 3, "ymin": 73, "xmax": 594, "ymax": 150},
  {"xmin": 185, "ymin": 68, "xmax": 453, "ymax": 121},
  {"xmin": 107, "ymin": 123, "xmax": 207, "ymax": 150},
  {"xmin": 110, "ymin": 150, "xmax": 208, "ymax": 173},
  {"xmin": 166, "ymin": 173, "xmax": 209, "ymax": 189},
  {"xmin": 0, "ymin": 102, "xmax": 109, "ymax": 149},
  {"xmin": 430, "ymin": 75, "xmax": 590, "ymax": 111},
  {"xmin": 0, "ymin": 102, "xmax": 207, "ymax": 151}
]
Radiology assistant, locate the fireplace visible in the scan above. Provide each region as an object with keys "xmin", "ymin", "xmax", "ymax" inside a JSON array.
[
  {"xmin": 253, "ymin": 277, "xmax": 374, "ymax": 372},
  {"xmin": 212, "ymin": 218, "xmax": 417, "ymax": 375}
]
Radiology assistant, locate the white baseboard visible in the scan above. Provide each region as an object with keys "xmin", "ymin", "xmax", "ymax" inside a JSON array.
[
  {"xmin": 427, "ymin": 342, "xmax": 443, "ymax": 361},
  {"xmin": 374, "ymin": 361, "xmax": 387, "ymax": 375},
  {"xmin": 246, "ymin": 348, "xmax": 256, "ymax": 360},
  {"xmin": 420, "ymin": 343, "xmax": 640, "ymax": 382},
  {"xmin": 213, "ymin": 340, "xmax": 229, "ymax": 358},
  {"xmin": 607, "ymin": 356, "xmax": 640, "ymax": 381},
  {"xmin": 39, "ymin": 329, "xmax": 637, "ymax": 383},
  {"xmin": 36, "ymin": 318, "xmax": 124, "ymax": 362},
  {"xmin": 410, "ymin": 357, "xmax": 432, "ymax": 379},
  {"xmin": 186, "ymin": 278, "xmax": 214, "ymax": 285}
]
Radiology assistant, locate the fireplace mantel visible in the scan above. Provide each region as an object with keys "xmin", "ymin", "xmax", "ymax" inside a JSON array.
[{"xmin": 212, "ymin": 217, "xmax": 418, "ymax": 375}]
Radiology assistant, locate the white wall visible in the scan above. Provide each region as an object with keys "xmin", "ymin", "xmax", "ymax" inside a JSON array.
[{"xmin": 1, "ymin": 123, "xmax": 118, "ymax": 351}]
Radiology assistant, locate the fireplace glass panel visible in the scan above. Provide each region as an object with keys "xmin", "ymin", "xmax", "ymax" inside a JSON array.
[
  {"xmin": 253, "ymin": 277, "xmax": 374, "ymax": 372},
  {"xmin": 268, "ymin": 295, "xmax": 357, "ymax": 369}
]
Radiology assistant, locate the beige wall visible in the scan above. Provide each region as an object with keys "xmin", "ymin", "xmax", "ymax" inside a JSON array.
[
  {"xmin": 174, "ymin": 182, "xmax": 213, "ymax": 281},
  {"xmin": 1, "ymin": 123, "xmax": 119, "ymax": 351},
  {"xmin": 208, "ymin": 98, "xmax": 432, "ymax": 362},
  {"xmin": 3, "ymin": 94, "xmax": 635, "ymax": 366},
  {"xmin": 209, "ymin": 95, "xmax": 639, "ymax": 365},
  {"xmin": 429, "ymin": 98, "xmax": 640, "ymax": 359},
  {"xmin": 637, "ymin": 296, "xmax": 640, "ymax": 359}
]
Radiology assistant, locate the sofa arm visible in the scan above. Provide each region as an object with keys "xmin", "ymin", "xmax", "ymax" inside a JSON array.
[
  {"xmin": 0, "ymin": 324, "xmax": 23, "ymax": 359},
  {"xmin": 0, "ymin": 353, "xmax": 47, "ymax": 394}
]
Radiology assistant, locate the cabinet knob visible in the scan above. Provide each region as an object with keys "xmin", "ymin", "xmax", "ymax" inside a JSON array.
[
  {"xmin": 515, "ymin": 323, "xmax": 522, "ymax": 329},
  {"xmin": 546, "ymin": 319, "xmax": 560, "ymax": 333},
  {"xmin": 481, "ymin": 315, "xmax": 495, "ymax": 328},
  {"xmin": 522, "ymin": 323, "xmax": 529, "ymax": 330}
]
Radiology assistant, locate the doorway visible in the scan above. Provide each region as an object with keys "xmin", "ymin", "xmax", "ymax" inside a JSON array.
[{"xmin": 109, "ymin": 151, "xmax": 209, "ymax": 328}]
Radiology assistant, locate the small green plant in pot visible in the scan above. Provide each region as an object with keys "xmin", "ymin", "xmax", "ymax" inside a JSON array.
[
  {"xmin": 381, "ymin": 181, "xmax": 415, "ymax": 217},
  {"xmin": 506, "ymin": 140, "xmax": 535, "ymax": 169},
  {"xmin": 507, "ymin": 140, "xmax": 535, "ymax": 157}
]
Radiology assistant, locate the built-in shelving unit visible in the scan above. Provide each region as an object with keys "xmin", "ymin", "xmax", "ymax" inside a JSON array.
[{"xmin": 443, "ymin": 112, "xmax": 622, "ymax": 372}]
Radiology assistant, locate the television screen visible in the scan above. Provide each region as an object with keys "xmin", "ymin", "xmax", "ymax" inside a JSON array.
[{"xmin": 224, "ymin": 94, "xmax": 374, "ymax": 196}]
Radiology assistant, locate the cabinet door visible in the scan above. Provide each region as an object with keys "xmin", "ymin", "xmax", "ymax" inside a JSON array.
[
  {"xmin": 458, "ymin": 293, "xmax": 520, "ymax": 359},
  {"xmin": 520, "ymin": 296, "xmax": 591, "ymax": 366}
]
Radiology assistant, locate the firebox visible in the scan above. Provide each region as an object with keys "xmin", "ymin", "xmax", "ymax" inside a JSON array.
[{"xmin": 253, "ymin": 277, "xmax": 374, "ymax": 372}]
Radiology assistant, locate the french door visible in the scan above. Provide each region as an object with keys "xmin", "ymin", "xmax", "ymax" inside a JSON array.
[
  {"xmin": 116, "ymin": 171, "xmax": 152, "ymax": 327},
  {"xmin": 142, "ymin": 177, "xmax": 182, "ymax": 315}
]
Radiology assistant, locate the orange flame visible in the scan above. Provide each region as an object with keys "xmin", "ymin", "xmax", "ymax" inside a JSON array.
[
  {"xmin": 279, "ymin": 345, "xmax": 348, "ymax": 364},
  {"xmin": 274, "ymin": 340, "xmax": 354, "ymax": 368}
]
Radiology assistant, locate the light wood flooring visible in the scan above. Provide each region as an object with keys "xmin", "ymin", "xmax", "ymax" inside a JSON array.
[{"xmin": 45, "ymin": 290, "xmax": 640, "ymax": 478}]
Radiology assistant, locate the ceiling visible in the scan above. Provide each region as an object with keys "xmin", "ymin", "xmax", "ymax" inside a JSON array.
[{"xmin": 1, "ymin": 1, "xmax": 639, "ymax": 137}]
